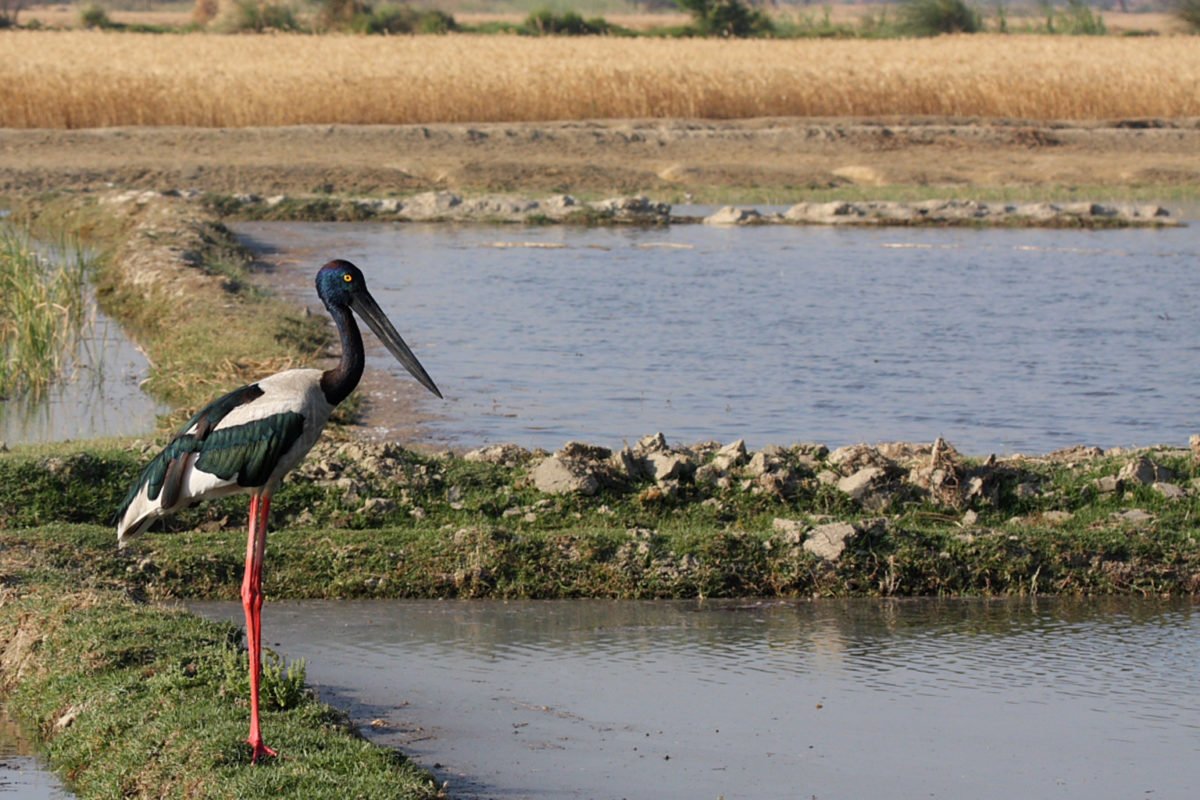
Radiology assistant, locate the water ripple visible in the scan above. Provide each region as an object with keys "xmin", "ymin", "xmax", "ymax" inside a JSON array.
[{"xmin": 236, "ymin": 221, "xmax": 1200, "ymax": 454}]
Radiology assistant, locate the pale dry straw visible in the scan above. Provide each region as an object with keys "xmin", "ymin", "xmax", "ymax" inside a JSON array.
[{"xmin": 1, "ymin": 32, "xmax": 1198, "ymax": 128}]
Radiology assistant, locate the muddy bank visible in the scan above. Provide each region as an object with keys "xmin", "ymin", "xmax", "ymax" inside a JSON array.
[{"xmin": 2, "ymin": 118, "xmax": 1200, "ymax": 201}]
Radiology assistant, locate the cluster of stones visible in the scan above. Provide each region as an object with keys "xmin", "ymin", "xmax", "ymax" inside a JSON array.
[
  {"xmin": 702, "ymin": 200, "xmax": 1176, "ymax": 227},
  {"xmin": 489, "ymin": 434, "xmax": 1198, "ymax": 563},
  {"xmin": 105, "ymin": 190, "xmax": 1176, "ymax": 229},
  {"xmin": 164, "ymin": 432, "xmax": 1199, "ymax": 569},
  {"xmin": 237, "ymin": 191, "xmax": 673, "ymax": 224}
]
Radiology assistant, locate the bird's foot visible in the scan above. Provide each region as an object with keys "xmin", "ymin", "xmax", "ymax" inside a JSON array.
[{"xmin": 247, "ymin": 738, "xmax": 278, "ymax": 764}]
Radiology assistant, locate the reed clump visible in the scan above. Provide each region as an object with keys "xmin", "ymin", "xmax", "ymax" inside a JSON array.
[
  {"xmin": 0, "ymin": 226, "xmax": 90, "ymax": 398},
  {"xmin": 0, "ymin": 32, "xmax": 1198, "ymax": 128}
]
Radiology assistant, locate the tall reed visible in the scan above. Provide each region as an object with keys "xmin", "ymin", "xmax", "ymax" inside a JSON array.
[
  {"xmin": 0, "ymin": 32, "xmax": 1198, "ymax": 127},
  {"xmin": 0, "ymin": 227, "xmax": 91, "ymax": 398}
]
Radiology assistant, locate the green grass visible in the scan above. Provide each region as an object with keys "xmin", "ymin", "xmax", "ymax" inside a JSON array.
[
  {"xmin": 3, "ymin": 439, "xmax": 1199, "ymax": 600},
  {"xmin": 0, "ymin": 225, "xmax": 92, "ymax": 399},
  {"xmin": 0, "ymin": 589, "xmax": 441, "ymax": 799}
]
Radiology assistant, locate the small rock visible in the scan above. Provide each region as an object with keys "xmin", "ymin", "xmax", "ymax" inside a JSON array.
[
  {"xmin": 1041, "ymin": 510, "xmax": 1074, "ymax": 524},
  {"xmin": 1112, "ymin": 508, "xmax": 1155, "ymax": 524},
  {"xmin": 644, "ymin": 451, "xmax": 694, "ymax": 483},
  {"xmin": 828, "ymin": 444, "xmax": 891, "ymax": 473},
  {"xmin": 966, "ymin": 475, "xmax": 999, "ymax": 506},
  {"xmin": 635, "ymin": 433, "xmax": 669, "ymax": 455},
  {"xmin": 693, "ymin": 463, "xmax": 724, "ymax": 486},
  {"xmin": 803, "ymin": 522, "xmax": 857, "ymax": 562},
  {"xmin": 704, "ymin": 206, "xmax": 763, "ymax": 226},
  {"xmin": 531, "ymin": 455, "xmax": 600, "ymax": 496},
  {"xmin": 1118, "ymin": 456, "xmax": 1173, "ymax": 486},
  {"xmin": 1152, "ymin": 482, "xmax": 1187, "ymax": 500},
  {"xmin": 961, "ymin": 509, "xmax": 979, "ymax": 526},
  {"xmin": 361, "ymin": 497, "xmax": 397, "ymax": 516},
  {"xmin": 816, "ymin": 469, "xmax": 840, "ymax": 486},
  {"xmin": 55, "ymin": 706, "xmax": 82, "ymax": 731},
  {"xmin": 712, "ymin": 439, "xmax": 748, "ymax": 471},
  {"xmin": 560, "ymin": 441, "xmax": 612, "ymax": 461},
  {"xmin": 463, "ymin": 443, "xmax": 529, "ymax": 465},
  {"xmin": 745, "ymin": 451, "xmax": 778, "ymax": 478},
  {"xmin": 1094, "ymin": 475, "xmax": 1122, "ymax": 494},
  {"xmin": 836, "ymin": 467, "xmax": 886, "ymax": 501}
]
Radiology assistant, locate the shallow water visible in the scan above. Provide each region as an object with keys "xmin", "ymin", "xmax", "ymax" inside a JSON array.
[
  {"xmin": 237, "ymin": 220, "xmax": 1200, "ymax": 455},
  {"xmin": 0, "ymin": 304, "xmax": 166, "ymax": 446},
  {"xmin": 194, "ymin": 597, "xmax": 1200, "ymax": 800},
  {"xmin": 0, "ymin": 710, "xmax": 71, "ymax": 798}
]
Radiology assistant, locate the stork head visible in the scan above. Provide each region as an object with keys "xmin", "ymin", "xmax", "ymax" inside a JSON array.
[{"xmin": 316, "ymin": 259, "xmax": 442, "ymax": 398}]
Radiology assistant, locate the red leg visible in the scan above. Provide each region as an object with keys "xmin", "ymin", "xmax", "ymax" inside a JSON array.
[{"xmin": 241, "ymin": 492, "xmax": 277, "ymax": 763}]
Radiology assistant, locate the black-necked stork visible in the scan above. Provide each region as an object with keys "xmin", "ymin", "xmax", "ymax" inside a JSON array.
[{"xmin": 115, "ymin": 259, "xmax": 441, "ymax": 763}]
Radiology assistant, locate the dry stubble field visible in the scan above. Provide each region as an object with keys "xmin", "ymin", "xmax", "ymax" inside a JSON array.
[
  {"xmin": 1, "ymin": 31, "xmax": 1199, "ymax": 199},
  {"xmin": 2, "ymin": 32, "xmax": 1199, "ymax": 128}
]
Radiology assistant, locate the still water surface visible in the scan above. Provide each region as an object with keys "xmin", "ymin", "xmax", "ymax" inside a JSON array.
[
  {"xmin": 0, "ymin": 710, "xmax": 71, "ymax": 798},
  {"xmin": 237, "ymin": 220, "xmax": 1200, "ymax": 455},
  {"xmin": 0, "ymin": 305, "xmax": 165, "ymax": 446},
  {"xmin": 194, "ymin": 598, "xmax": 1200, "ymax": 800}
]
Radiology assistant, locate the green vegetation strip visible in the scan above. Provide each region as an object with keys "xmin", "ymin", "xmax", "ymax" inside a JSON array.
[
  {"xmin": 0, "ymin": 587, "xmax": 441, "ymax": 799},
  {"xmin": 3, "ymin": 439, "xmax": 1200, "ymax": 601}
]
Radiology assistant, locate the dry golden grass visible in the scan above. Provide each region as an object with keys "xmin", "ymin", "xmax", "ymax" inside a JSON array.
[{"xmin": 2, "ymin": 31, "xmax": 1199, "ymax": 128}]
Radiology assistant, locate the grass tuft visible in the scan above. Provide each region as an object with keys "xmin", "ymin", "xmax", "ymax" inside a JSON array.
[{"xmin": 0, "ymin": 225, "xmax": 91, "ymax": 399}]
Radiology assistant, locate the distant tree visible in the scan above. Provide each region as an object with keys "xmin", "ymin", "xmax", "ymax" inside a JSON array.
[
  {"xmin": 1177, "ymin": 0, "xmax": 1200, "ymax": 31},
  {"xmin": 897, "ymin": 0, "xmax": 981, "ymax": 35},
  {"xmin": 0, "ymin": 0, "xmax": 23, "ymax": 28},
  {"xmin": 674, "ymin": 0, "xmax": 774, "ymax": 36}
]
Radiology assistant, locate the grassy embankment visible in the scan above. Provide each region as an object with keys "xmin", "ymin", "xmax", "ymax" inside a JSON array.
[
  {"xmin": 5, "ymin": 436, "xmax": 1200, "ymax": 601},
  {"xmin": 0, "ymin": 586, "xmax": 443, "ymax": 798},
  {"xmin": 0, "ymin": 196, "xmax": 420, "ymax": 798},
  {"xmin": 2, "ymin": 33, "xmax": 1199, "ymax": 128}
]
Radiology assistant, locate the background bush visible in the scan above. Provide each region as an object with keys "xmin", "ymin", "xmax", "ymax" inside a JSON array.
[
  {"xmin": 1176, "ymin": 0, "xmax": 1200, "ymax": 31},
  {"xmin": 898, "ymin": 0, "xmax": 982, "ymax": 35},
  {"xmin": 674, "ymin": 0, "xmax": 775, "ymax": 38}
]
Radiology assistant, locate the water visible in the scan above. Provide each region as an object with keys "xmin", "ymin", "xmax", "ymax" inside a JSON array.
[
  {"xmin": 236, "ymin": 220, "xmax": 1200, "ymax": 456},
  {"xmin": 193, "ymin": 597, "xmax": 1200, "ymax": 800},
  {"xmin": 0, "ymin": 710, "xmax": 71, "ymax": 798},
  {"xmin": 0, "ymin": 305, "xmax": 166, "ymax": 446}
]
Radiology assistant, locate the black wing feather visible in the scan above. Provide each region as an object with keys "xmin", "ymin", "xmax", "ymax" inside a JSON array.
[
  {"xmin": 116, "ymin": 383, "xmax": 267, "ymax": 520},
  {"xmin": 194, "ymin": 412, "xmax": 306, "ymax": 487}
]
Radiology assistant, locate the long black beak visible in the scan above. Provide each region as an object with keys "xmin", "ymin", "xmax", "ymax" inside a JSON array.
[{"xmin": 351, "ymin": 291, "xmax": 442, "ymax": 399}]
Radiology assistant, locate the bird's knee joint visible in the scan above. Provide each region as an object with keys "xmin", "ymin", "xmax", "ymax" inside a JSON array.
[{"xmin": 240, "ymin": 586, "xmax": 264, "ymax": 611}]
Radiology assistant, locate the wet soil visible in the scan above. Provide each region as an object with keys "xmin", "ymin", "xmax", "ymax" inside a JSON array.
[{"xmin": 2, "ymin": 118, "xmax": 1199, "ymax": 199}]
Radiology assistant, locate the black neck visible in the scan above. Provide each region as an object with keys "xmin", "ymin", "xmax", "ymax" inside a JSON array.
[{"xmin": 320, "ymin": 303, "xmax": 364, "ymax": 406}]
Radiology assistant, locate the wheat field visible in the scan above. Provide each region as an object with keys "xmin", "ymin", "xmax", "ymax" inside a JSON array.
[{"xmin": 1, "ymin": 31, "xmax": 1198, "ymax": 128}]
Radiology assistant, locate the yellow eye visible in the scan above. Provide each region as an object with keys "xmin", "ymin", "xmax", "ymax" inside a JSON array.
[{"xmin": 343, "ymin": 274, "xmax": 353, "ymax": 283}]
